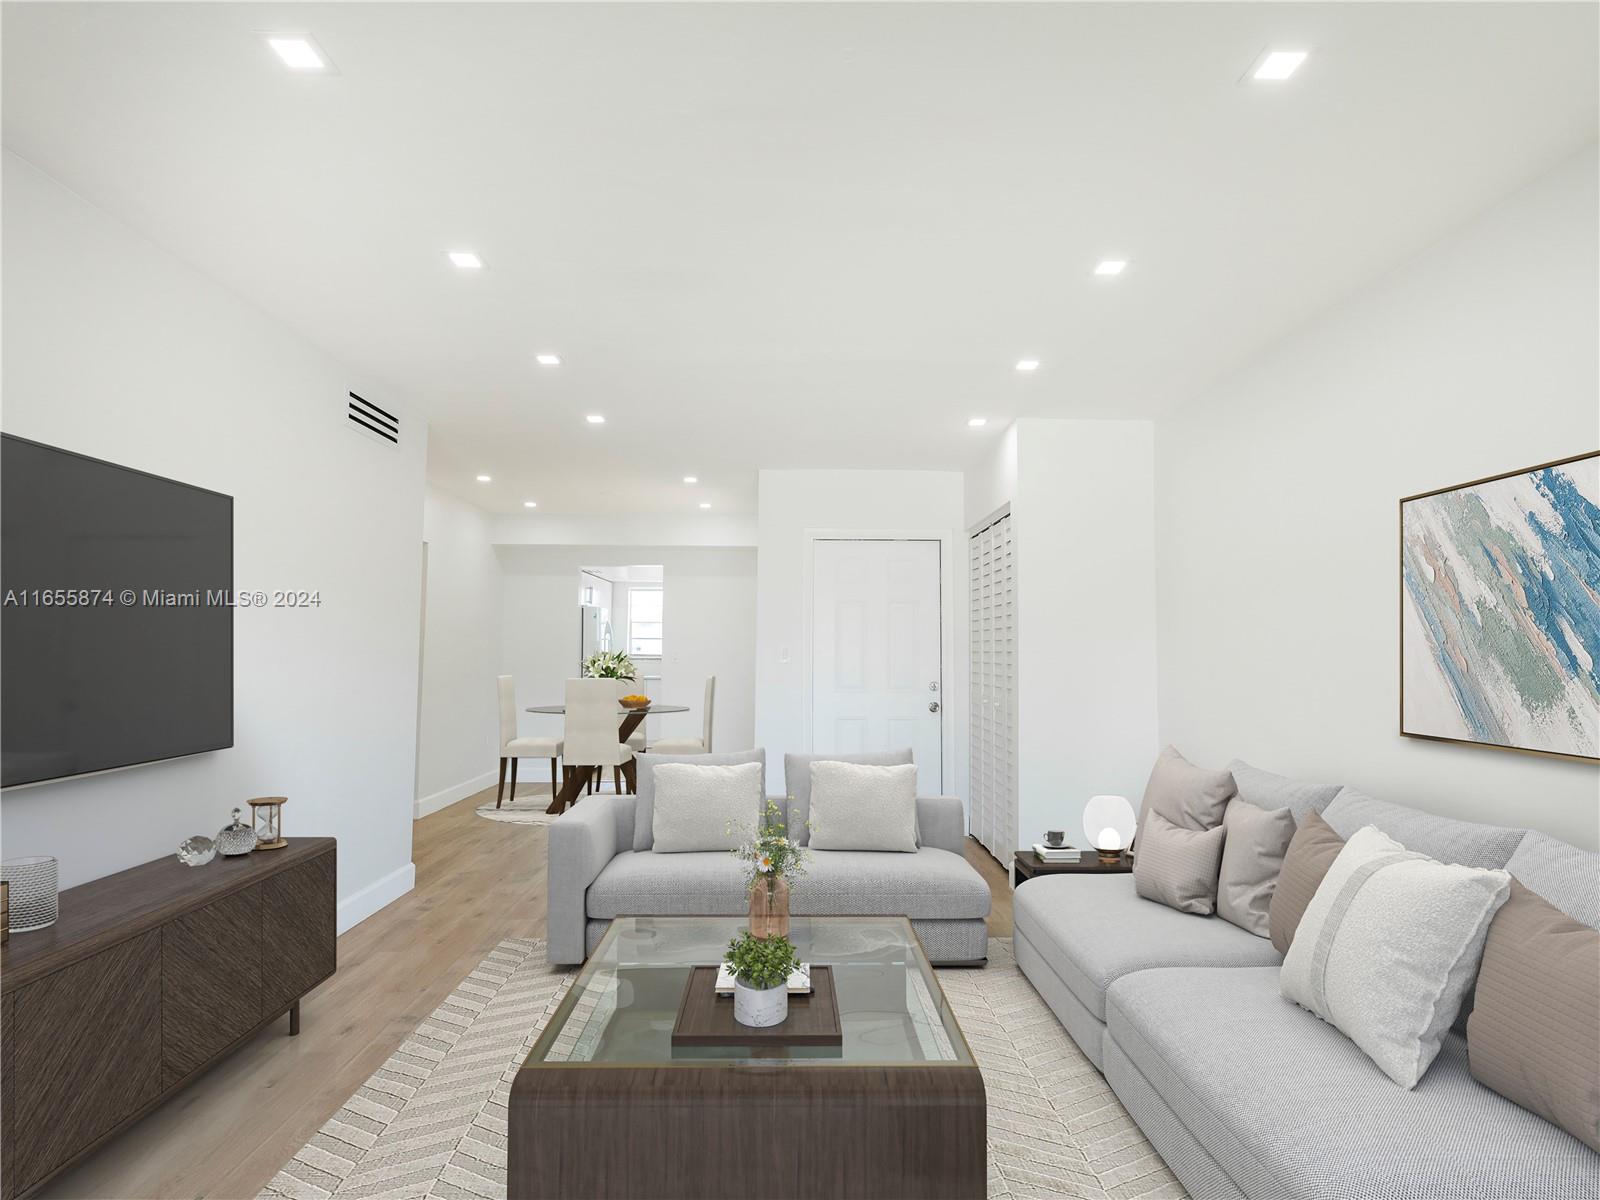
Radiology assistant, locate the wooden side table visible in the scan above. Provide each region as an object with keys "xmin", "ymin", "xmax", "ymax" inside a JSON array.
[{"xmin": 1012, "ymin": 849, "xmax": 1132, "ymax": 888}]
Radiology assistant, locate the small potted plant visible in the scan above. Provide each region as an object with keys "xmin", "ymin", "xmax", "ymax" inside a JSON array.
[
  {"xmin": 732, "ymin": 799, "xmax": 807, "ymax": 938},
  {"xmin": 725, "ymin": 931, "xmax": 800, "ymax": 1028}
]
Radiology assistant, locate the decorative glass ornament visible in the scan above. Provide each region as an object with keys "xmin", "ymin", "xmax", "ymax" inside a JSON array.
[
  {"xmin": 0, "ymin": 856, "xmax": 59, "ymax": 932},
  {"xmin": 177, "ymin": 835, "xmax": 217, "ymax": 867},
  {"xmin": 216, "ymin": 808, "xmax": 258, "ymax": 856}
]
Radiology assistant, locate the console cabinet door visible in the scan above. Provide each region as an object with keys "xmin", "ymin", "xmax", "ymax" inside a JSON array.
[
  {"xmin": 8, "ymin": 930, "xmax": 162, "ymax": 1195},
  {"xmin": 162, "ymin": 885, "xmax": 263, "ymax": 1086},
  {"xmin": 261, "ymin": 850, "xmax": 336, "ymax": 1017},
  {"xmin": 3, "ymin": 991, "xmax": 14, "ymax": 1200}
]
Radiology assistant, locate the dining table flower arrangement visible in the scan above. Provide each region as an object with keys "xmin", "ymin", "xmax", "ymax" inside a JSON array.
[
  {"xmin": 732, "ymin": 798, "xmax": 807, "ymax": 939},
  {"xmin": 582, "ymin": 649, "xmax": 636, "ymax": 681}
]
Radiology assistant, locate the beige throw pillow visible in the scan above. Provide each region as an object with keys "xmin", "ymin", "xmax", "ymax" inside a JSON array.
[
  {"xmin": 1467, "ymin": 880, "xmax": 1600, "ymax": 1152},
  {"xmin": 1217, "ymin": 799, "xmax": 1297, "ymax": 938},
  {"xmin": 1133, "ymin": 810, "xmax": 1227, "ymax": 915},
  {"xmin": 1268, "ymin": 811, "xmax": 1346, "ymax": 954},
  {"xmin": 1141, "ymin": 745, "xmax": 1236, "ymax": 831}
]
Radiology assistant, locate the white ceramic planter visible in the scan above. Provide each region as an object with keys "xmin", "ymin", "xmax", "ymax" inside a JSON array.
[{"xmin": 733, "ymin": 979, "xmax": 788, "ymax": 1028}]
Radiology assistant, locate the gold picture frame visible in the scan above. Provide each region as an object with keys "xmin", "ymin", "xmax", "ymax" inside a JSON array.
[{"xmin": 1399, "ymin": 450, "xmax": 1600, "ymax": 765}]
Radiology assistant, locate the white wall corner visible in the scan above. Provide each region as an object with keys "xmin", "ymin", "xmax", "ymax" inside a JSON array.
[
  {"xmin": 414, "ymin": 770, "xmax": 498, "ymax": 820},
  {"xmin": 337, "ymin": 860, "xmax": 416, "ymax": 935}
]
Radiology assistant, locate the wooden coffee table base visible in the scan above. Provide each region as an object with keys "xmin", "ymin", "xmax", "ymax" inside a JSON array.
[{"xmin": 508, "ymin": 1061, "xmax": 986, "ymax": 1199}]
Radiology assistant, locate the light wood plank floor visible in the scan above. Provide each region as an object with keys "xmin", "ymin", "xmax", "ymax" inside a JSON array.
[{"xmin": 37, "ymin": 783, "xmax": 1013, "ymax": 1199}]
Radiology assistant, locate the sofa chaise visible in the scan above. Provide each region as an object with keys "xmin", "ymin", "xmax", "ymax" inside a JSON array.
[
  {"xmin": 1015, "ymin": 779, "xmax": 1600, "ymax": 1200},
  {"xmin": 546, "ymin": 748, "xmax": 991, "ymax": 966}
]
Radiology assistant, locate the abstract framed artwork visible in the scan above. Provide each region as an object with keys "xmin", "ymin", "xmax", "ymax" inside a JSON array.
[{"xmin": 1400, "ymin": 452, "xmax": 1600, "ymax": 763}]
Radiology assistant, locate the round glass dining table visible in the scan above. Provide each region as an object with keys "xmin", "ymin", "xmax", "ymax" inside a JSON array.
[{"xmin": 525, "ymin": 703, "xmax": 690, "ymax": 813}]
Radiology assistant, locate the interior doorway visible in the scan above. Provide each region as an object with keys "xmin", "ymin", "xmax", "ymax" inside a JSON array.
[{"xmin": 809, "ymin": 538, "xmax": 944, "ymax": 794}]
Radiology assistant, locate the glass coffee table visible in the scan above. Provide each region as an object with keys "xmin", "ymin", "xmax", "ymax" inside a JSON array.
[{"xmin": 508, "ymin": 916, "xmax": 986, "ymax": 1199}]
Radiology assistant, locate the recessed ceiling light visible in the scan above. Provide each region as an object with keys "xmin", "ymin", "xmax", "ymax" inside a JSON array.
[
  {"xmin": 265, "ymin": 35, "xmax": 328, "ymax": 72},
  {"xmin": 1094, "ymin": 260, "xmax": 1128, "ymax": 276},
  {"xmin": 683, "ymin": 476, "xmax": 699, "ymax": 484},
  {"xmin": 1015, "ymin": 359, "xmax": 1040, "ymax": 372},
  {"xmin": 524, "ymin": 500, "xmax": 538, "ymax": 508},
  {"xmin": 535, "ymin": 353, "xmax": 561, "ymax": 366},
  {"xmin": 1252, "ymin": 50, "xmax": 1308, "ymax": 81},
  {"xmin": 699, "ymin": 502, "xmax": 712, "ymax": 510},
  {"xmin": 968, "ymin": 417, "xmax": 989, "ymax": 428},
  {"xmin": 586, "ymin": 414, "xmax": 606, "ymax": 424},
  {"xmin": 475, "ymin": 474, "xmax": 491, "ymax": 483},
  {"xmin": 447, "ymin": 251, "xmax": 484, "ymax": 270}
]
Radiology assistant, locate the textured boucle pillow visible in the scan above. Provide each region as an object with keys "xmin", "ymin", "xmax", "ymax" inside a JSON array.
[
  {"xmin": 807, "ymin": 761, "xmax": 919, "ymax": 852},
  {"xmin": 784, "ymin": 749, "xmax": 913, "ymax": 845},
  {"xmin": 632, "ymin": 748, "xmax": 765, "ymax": 851},
  {"xmin": 1280, "ymin": 824, "xmax": 1511, "ymax": 1088},
  {"xmin": 649, "ymin": 761, "xmax": 764, "ymax": 853}
]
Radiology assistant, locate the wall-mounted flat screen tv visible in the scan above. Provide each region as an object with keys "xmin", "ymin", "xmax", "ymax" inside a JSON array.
[{"xmin": 2, "ymin": 434, "xmax": 233, "ymax": 787}]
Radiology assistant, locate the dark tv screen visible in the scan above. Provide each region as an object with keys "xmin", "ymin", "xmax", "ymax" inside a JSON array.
[{"xmin": 2, "ymin": 435, "xmax": 233, "ymax": 787}]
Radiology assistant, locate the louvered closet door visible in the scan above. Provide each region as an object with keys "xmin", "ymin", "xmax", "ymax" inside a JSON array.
[{"xmin": 967, "ymin": 514, "xmax": 1015, "ymax": 868}]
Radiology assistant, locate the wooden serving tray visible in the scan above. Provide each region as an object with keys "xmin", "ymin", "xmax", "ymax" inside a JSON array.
[{"xmin": 671, "ymin": 965, "xmax": 842, "ymax": 1047}]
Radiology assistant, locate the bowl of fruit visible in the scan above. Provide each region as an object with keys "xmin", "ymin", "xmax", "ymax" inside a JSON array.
[{"xmin": 620, "ymin": 694, "xmax": 651, "ymax": 710}]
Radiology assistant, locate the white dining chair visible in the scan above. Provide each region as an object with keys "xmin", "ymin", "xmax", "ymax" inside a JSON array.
[
  {"xmin": 649, "ymin": 676, "xmax": 716, "ymax": 755},
  {"xmin": 496, "ymin": 675, "xmax": 562, "ymax": 809},
  {"xmin": 565, "ymin": 677, "xmax": 635, "ymax": 797}
]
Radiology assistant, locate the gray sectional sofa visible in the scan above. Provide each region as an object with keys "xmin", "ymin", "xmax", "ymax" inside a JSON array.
[
  {"xmin": 1015, "ymin": 782, "xmax": 1600, "ymax": 1200},
  {"xmin": 546, "ymin": 748, "xmax": 990, "ymax": 966}
]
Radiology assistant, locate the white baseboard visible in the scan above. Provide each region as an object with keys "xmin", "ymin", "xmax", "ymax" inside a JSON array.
[
  {"xmin": 414, "ymin": 769, "xmax": 497, "ymax": 820},
  {"xmin": 337, "ymin": 861, "xmax": 415, "ymax": 935}
]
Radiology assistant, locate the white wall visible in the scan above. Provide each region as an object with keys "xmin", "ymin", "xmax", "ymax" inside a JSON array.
[
  {"xmin": 755, "ymin": 469, "xmax": 966, "ymax": 794},
  {"xmin": 499, "ymin": 546, "xmax": 756, "ymax": 756},
  {"xmin": 491, "ymin": 512, "xmax": 757, "ymax": 548},
  {"xmin": 415, "ymin": 486, "xmax": 504, "ymax": 817},
  {"xmin": 0, "ymin": 152, "xmax": 426, "ymax": 929},
  {"xmin": 1003, "ymin": 420, "xmax": 1161, "ymax": 851},
  {"xmin": 1157, "ymin": 145, "xmax": 1600, "ymax": 849},
  {"xmin": 965, "ymin": 421, "xmax": 1018, "ymax": 530}
]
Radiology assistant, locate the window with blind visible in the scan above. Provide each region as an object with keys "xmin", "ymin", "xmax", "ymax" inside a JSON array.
[{"xmin": 628, "ymin": 586, "xmax": 664, "ymax": 657}]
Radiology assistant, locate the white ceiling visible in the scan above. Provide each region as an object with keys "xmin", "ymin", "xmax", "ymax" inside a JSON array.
[{"xmin": 4, "ymin": 3, "xmax": 1595, "ymax": 516}]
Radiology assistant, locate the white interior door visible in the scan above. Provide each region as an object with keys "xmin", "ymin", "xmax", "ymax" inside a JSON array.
[{"xmin": 811, "ymin": 539, "xmax": 943, "ymax": 793}]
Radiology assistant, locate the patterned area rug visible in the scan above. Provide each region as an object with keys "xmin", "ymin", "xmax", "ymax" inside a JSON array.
[
  {"xmin": 472, "ymin": 797, "xmax": 560, "ymax": 825},
  {"xmin": 474, "ymin": 783, "xmax": 627, "ymax": 825},
  {"xmin": 259, "ymin": 938, "xmax": 1183, "ymax": 1200}
]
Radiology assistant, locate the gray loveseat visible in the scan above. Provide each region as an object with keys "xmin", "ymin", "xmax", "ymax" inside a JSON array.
[
  {"xmin": 547, "ymin": 748, "xmax": 991, "ymax": 966},
  {"xmin": 1014, "ymin": 776, "xmax": 1600, "ymax": 1200}
]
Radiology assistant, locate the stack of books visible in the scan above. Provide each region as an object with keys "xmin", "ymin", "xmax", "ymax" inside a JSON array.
[
  {"xmin": 1031, "ymin": 843, "xmax": 1079, "ymax": 862},
  {"xmin": 713, "ymin": 962, "xmax": 813, "ymax": 994}
]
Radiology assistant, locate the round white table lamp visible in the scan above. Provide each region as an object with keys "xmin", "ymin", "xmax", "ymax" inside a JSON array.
[{"xmin": 1082, "ymin": 795, "xmax": 1137, "ymax": 865}]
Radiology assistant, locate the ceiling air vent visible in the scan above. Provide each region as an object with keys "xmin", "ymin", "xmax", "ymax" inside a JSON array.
[{"xmin": 347, "ymin": 392, "xmax": 399, "ymax": 446}]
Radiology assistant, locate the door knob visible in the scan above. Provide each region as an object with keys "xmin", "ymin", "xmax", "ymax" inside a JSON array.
[{"xmin": 928, "ymin": 701, "xmax": 941, "ymax": 713}]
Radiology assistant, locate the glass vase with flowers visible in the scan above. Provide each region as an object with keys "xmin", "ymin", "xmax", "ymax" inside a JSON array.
[{"xmin": 731, "ymin": 799, "xmax": 807, "ymax": 939}]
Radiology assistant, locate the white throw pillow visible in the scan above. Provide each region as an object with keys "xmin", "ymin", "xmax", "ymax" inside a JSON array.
[
  {"xmin": 807, "ymin": 761, "xmax": 918, "ymax": 853},
  {"xmin": 1280, "ymin": 824, "xmax": 1511, "ymax": 1088},
  {"xmin": 650, "ymin": 761, "xmax": 764, "ymax": 853}
]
